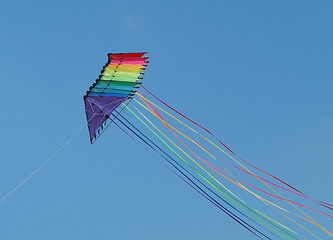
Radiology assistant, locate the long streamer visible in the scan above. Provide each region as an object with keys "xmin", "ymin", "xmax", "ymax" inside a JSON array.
[
  {"xmin": 134, "ymin": 95, "xmax": 333, "ymax": 220},
  {"xmin": 111, "ymin": 113, "xmax": 267, "ymax": 239},
  {"xmin": 135, "ymin": 90, "xmax": 332, "ymax": 238},
  {"xmin": 120, "ymin": 106, "xmax": 299, "ymax": 239},
  {"xmin": 137, "ymin": 89, "xmax": 333, "ymax": 238},
  {"xmin": 140, "ymin": 85, "xmax": 303, "ymax": 194}
]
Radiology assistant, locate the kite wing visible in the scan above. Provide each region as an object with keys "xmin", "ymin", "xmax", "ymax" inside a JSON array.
[{"xmin": 83, "ymin": 52, "xmax": 149, "ymax": 143}]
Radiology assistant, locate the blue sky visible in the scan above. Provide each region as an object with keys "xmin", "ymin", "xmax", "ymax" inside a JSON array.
[{"xmin": 0, "ymin": 1, "xmax": 332, "ymax": 239}]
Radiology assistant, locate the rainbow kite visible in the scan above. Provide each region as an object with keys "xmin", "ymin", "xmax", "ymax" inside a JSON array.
[
  {"xmin": 84, "ymin": 52, "xmax": 148, "ymax": 143},
  {"xmin": 83, "ymin": 52, "xmax": 333, "ymax": 239}
]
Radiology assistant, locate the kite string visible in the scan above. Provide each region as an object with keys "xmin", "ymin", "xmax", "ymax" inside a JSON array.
[{"xmin": 0, "ymin": 123, "xmax": 86, "ymax": 204}]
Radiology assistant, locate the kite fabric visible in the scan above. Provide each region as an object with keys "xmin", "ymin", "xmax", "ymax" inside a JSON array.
[
  {"xmin": 84, "ymin": 52, "xmax": 148, "ymax": 143},
  {"xmin": 83, "ymin": 52, "xmax": 333, "ymax": 239}
]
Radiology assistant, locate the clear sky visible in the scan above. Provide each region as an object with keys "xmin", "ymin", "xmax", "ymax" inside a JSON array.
[{"xmin": 0, "ymin": 1, "xmax": 332, "ymax": 239}]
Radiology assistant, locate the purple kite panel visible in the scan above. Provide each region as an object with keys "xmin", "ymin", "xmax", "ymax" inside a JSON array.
[{"xmin": 84, "ymin": 96, "xmax": 127, "ymax": 140}]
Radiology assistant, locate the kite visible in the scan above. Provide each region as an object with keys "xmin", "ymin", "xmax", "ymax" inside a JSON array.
[
  {"xmin": 84, "ymin": 52, "xmax": 148, "ymax": 143},
  {"xmin": 83, "ymin": 52, "xmax": 333, "ymax": 239}
]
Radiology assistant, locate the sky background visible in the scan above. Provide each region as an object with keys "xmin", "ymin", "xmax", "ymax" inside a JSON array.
[{"xmin": 0, "ymin": 1, "xmax": 332, "ymax": 239}]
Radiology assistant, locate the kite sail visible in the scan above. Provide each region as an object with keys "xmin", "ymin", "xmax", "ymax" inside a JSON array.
[
  {"xmin": 84, "ymin": 52, "xmax": 332, "ymax": 239},
  {"xmin": 84, "ymin": 52, "xmax": 148, "ymax": 143}
]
